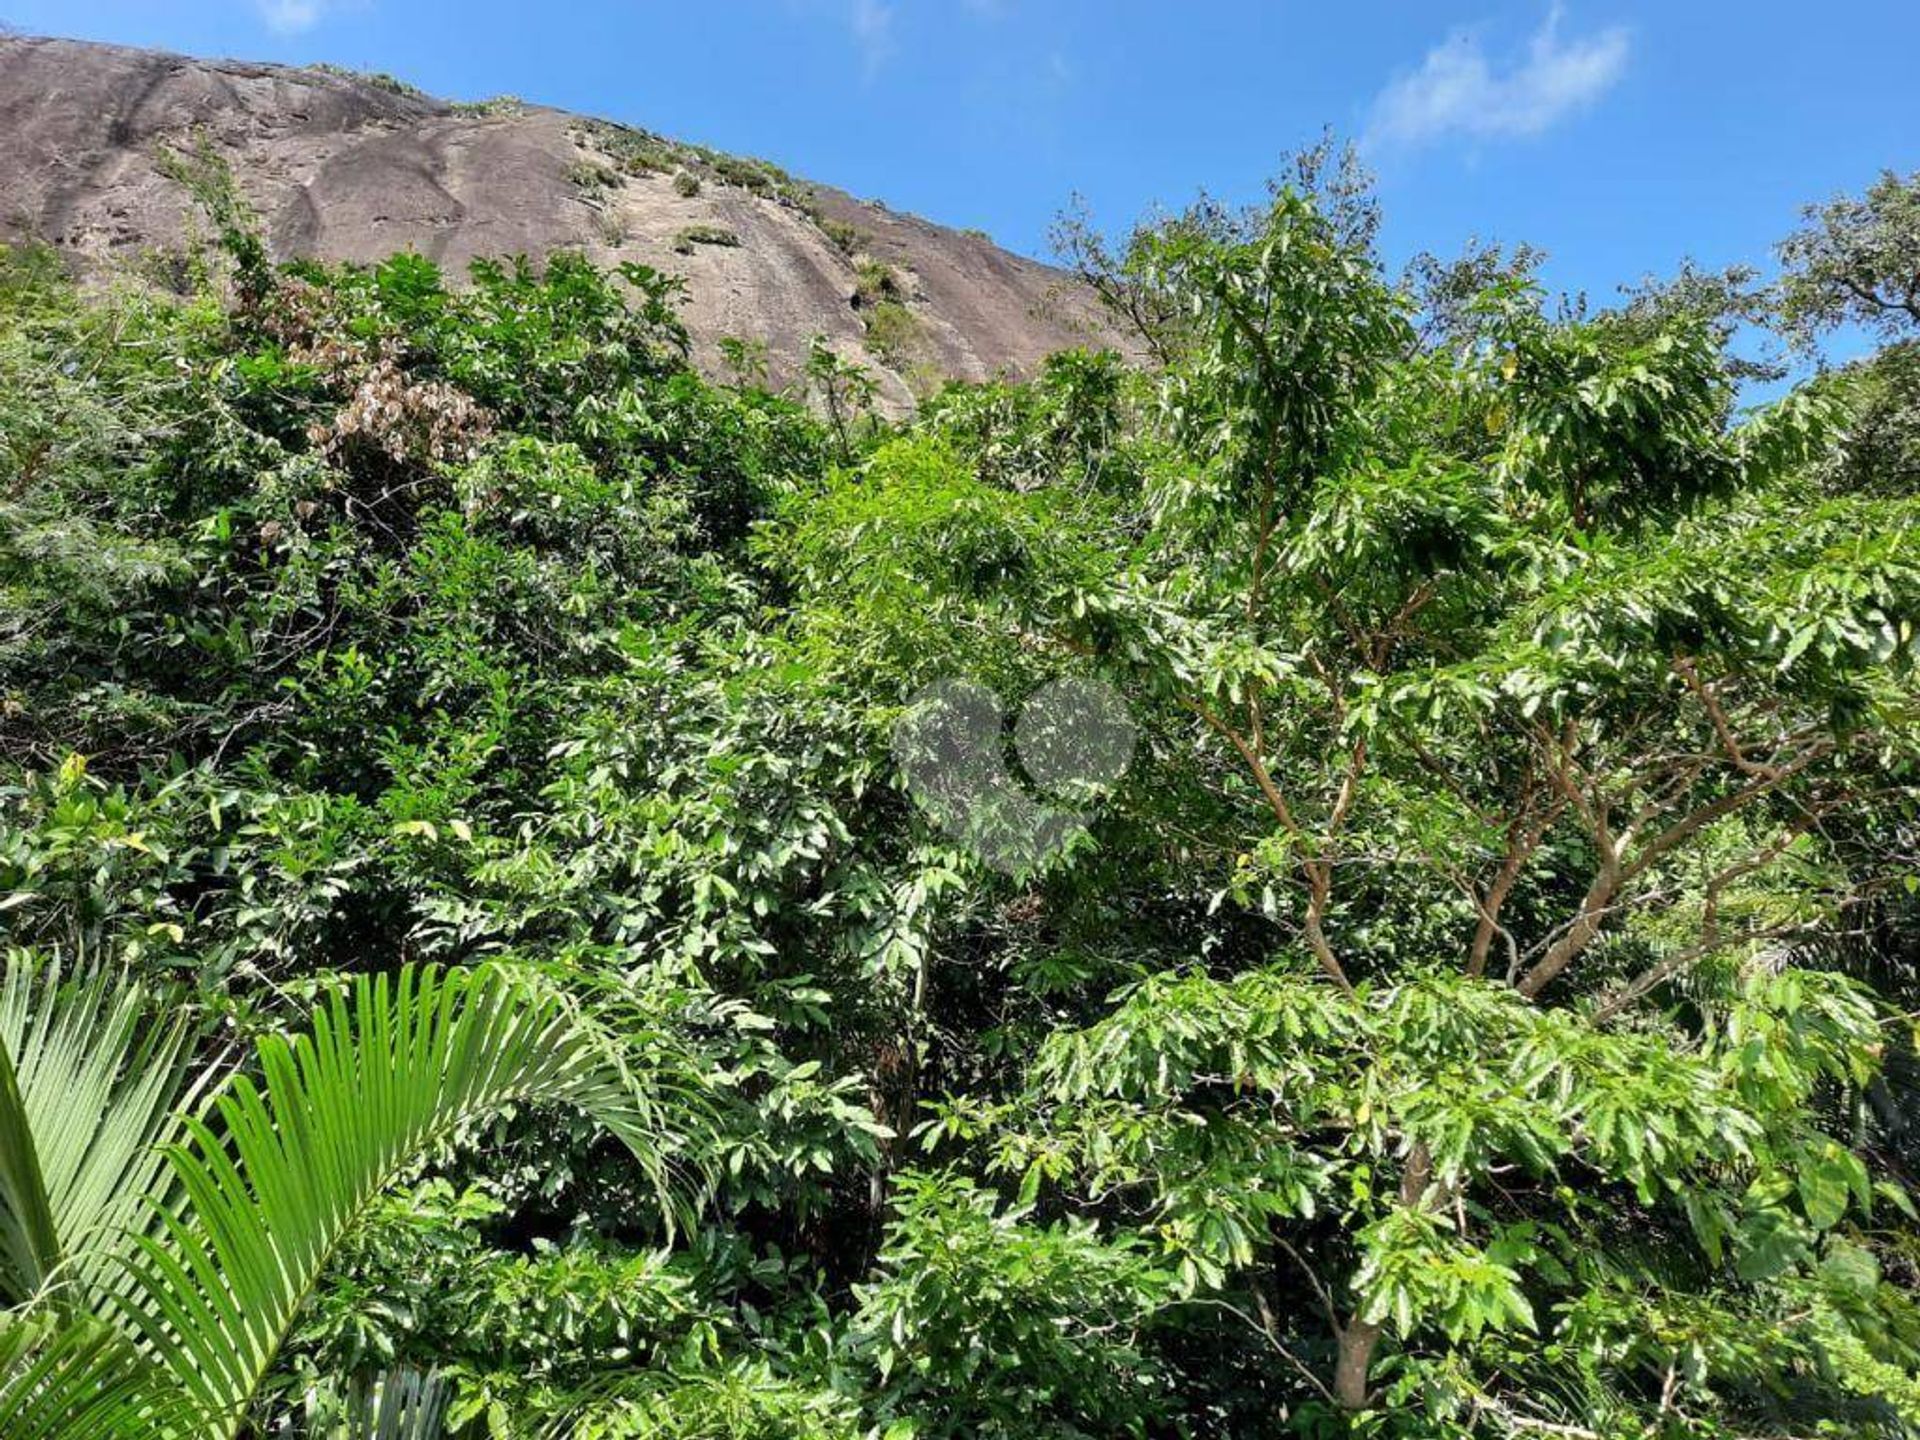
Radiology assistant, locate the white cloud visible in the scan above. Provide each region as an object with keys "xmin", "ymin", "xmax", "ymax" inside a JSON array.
[
  {"xmin": 1365, "ymin": 5, "xmax": 1629, "ymax": 151},
  {"xmin": 255, "ymin": 0, "xmax": 327, "ymax": 33},
  {"xmin": 848, "ymin": 0, "xmax": 895, "ymax": 75}
]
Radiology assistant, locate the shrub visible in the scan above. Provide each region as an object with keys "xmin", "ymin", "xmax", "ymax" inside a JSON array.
[
  {"xmin": 704, "ymin": 151, "xmax": 792, "ymax": 197},
  {"xmin": 305, "ymin": 62, "xmax": 425, "ymax": 99},
  {"xmin": 594, "ymin": 208, "xmax": 630, "ymax": 246},
  {"xmin": 852, "ymin": 258, "xmax": 904, "ymax": 308},
  {"xmin": 565, "ymin": 160, "xmax": 619, "ymax": 196},
  {"xmin": 862, "ymin": 298, "xmax": 920, "ymax": 365},
  {"xmin": 451, "ymin": 94, "xmax": 524, "ymax": 118},
  {"xmin": 577, "ymin": 118, "xmax": 682, "ymax": 176},
  {"xmin": 672, "ymin": 225, "xmax": 741, "ymax": 255},
  {"xmin": 818, "ymin": 216, "xmax": 861, "ymax": 256}
]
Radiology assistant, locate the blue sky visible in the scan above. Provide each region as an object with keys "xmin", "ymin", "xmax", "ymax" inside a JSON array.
[{"xmin": 6, "ymin": 1, "xmax": 1916, "ymax": 328}]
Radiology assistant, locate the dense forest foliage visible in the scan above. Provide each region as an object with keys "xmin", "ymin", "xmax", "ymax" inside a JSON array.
[{"xmin": 4, "ymin": 149, "xmax": 1920, "ymax": 1439}]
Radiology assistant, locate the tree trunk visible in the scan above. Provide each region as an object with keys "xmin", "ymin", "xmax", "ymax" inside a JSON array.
[
  {"xmin": 1333, "ymin": 1318, "xmax": 1381, "ymax": 1410},
  {"xmin": 1331, "ymin": 1143, "xmax": 1440, "ymax": 1410}
]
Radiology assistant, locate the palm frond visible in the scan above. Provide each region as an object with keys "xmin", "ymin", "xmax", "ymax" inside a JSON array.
[
  {"xmin": 304, "ymin": 1367, "xmax": 452, "ymax": 1440},
  {"xmin": 0, "ymin": 1312, "xmax": 180, "ymax": 1440},
  {"xmin": 114, "ymin": 962, "xmax": 675, "ymax": 1439},
  {"xmin": 0, "ymin": 1034, "xmax": 59, "ymax": 1309},
  {"xmin": 0, "ymin": 955, "xmax": 201, "ymax": 1307}
]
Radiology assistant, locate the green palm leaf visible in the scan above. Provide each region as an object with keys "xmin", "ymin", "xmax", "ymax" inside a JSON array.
[
  {"xmin": 295, "ymin": 1366, "xmax": 452, "ymax": 1440},
  {"xmin": 0, "ymin": 1313, "xmax": 181, "ymax": 1440},
  {"xmin": 336, "ymin": 1368, "xmax": 452, "ymax": 1440},
  {"xmin": 112, "ymin": 962, "xmax": 679, "ymax": 1438},
  {"xmin": 0, "ymin": 957, "xmax": 201, "ymax": 1308}
]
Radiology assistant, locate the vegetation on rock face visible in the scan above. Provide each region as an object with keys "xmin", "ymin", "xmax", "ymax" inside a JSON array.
[
  {"xmin": 673, "ymin": 225, "xmax": 743, "ymax": 254},
  {"xmin": 1, "ymin": 152, "xmax": 1919, "ymax": 1439},
  {"xmin": 573, "ymin": 116, "xmax": 867, "ymax": 264},
  {"xmin": 305, "ymin": 61, "xmax": 428, "ymax": 100}
]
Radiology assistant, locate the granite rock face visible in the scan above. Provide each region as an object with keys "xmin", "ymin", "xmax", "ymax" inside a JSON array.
[{"xmin": 0, "ymin": 34, "xmax": 1123, "ymax": 407}]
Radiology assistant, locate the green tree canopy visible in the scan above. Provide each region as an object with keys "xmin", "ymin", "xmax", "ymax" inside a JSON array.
[{"xmin": 2, "ymin": 152, "xmax": 1918, "ymax": 1439}]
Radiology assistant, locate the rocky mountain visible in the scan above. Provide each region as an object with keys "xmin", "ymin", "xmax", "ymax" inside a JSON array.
[{"xmin": 0, "ymin": 33, "xmax": 1121, "ymax": 407}]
